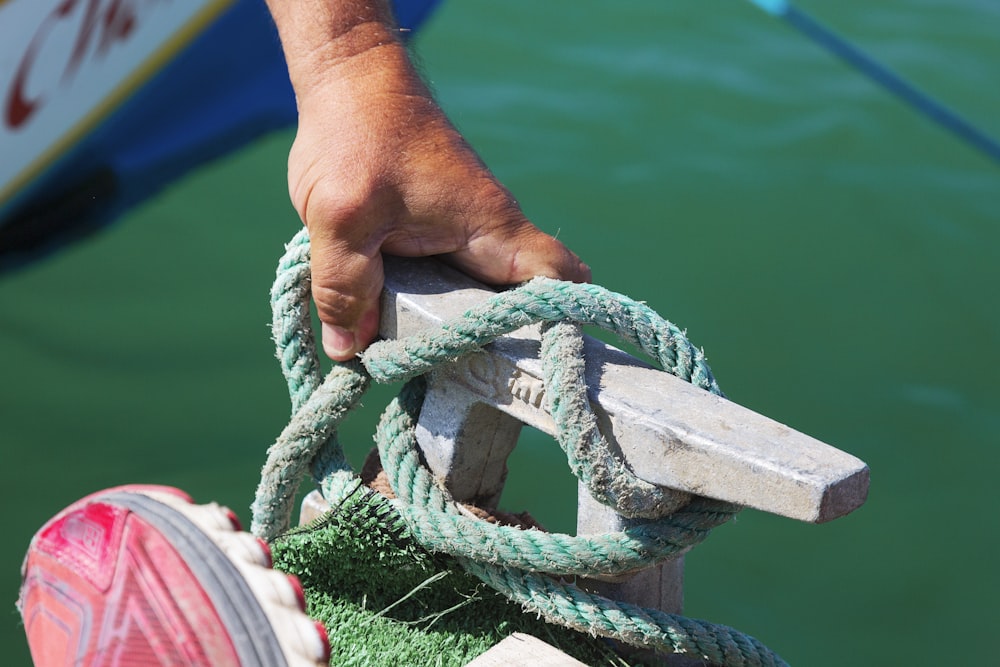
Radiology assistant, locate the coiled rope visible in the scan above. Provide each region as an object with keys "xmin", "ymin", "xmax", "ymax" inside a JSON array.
[{"xmin": 252, "ymin": 228, "xmax": 787, "ymax": 666}]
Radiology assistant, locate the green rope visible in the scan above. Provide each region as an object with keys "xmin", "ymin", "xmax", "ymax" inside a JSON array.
[
  {"xmin": 541, "ymin": 320, "xmax": 689, "ymax": 519},
  {"xmin": 376, "ymin": 379, "xmax": 737, "ymax": 577},
  {"xmin": 252, "ymin": 228, "xmax": 787, "ymax": 666}
]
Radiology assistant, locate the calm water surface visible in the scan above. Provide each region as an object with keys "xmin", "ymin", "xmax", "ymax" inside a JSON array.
[{"xmin": 2, "ymin": 1, "xmax": 998, "ymax": 664}]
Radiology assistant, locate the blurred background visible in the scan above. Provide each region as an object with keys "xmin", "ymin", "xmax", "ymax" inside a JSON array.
[{"xmin": 2, "ymin": 0, "xmax": 997, "ymax": 664}]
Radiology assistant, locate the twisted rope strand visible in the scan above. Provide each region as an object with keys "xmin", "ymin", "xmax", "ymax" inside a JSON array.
[
  {"xmin": 270, "ymin": 230, "xmax": 322, "ymax": 412},
  {"xmin": 375, "ymin": 379, "xmax": 736, "ymax": 577},
  {"xmin": 251, "ymin": 360, "xmax": 369, "ymax": 540},
  {"xmin": 541, "ymin": 320, "xmax": 690, "ymax": 519},
  {"xmin": 363, "ymin": 277, "xmax": 722, "ymax": 398},
  {"xmin": 467, "ymin": 562, "xmax": 784, "ymax": 667}
]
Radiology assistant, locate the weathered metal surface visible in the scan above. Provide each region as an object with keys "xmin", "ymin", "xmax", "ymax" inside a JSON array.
[
  {"xmin": 380, "ymin": 256, "xmax": 869, "ymax": 525},
  {"xmin": 464, "ymin": 633, "xmax": 588, "ymax": 667}
]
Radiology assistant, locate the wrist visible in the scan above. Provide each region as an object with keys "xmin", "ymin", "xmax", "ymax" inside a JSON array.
[
  {"xmin": 266, "ymin": 0, "xmax": 409, "ymax": 95},
  {"xmin": 292, "ymin": 42, "xmax": 432, "ymax": 124}
]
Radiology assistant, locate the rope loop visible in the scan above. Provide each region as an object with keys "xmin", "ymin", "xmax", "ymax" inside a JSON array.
[{"xmin": 251, "ymin": 229, "xmax": 787, "ymax": 666}]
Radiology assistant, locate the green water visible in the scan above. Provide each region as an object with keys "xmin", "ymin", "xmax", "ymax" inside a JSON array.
[{"xmin": 2, "ymin": 1, "xmax": 998, "ymax": 664}]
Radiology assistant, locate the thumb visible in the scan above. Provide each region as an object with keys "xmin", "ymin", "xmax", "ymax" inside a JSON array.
[
  {"xmin": 448, "ymin": 213, "xmax": 592, "ymax": 287},
  {"xmin": 309, "ymin": 233, "xmax": 384, "ymax": 361}
]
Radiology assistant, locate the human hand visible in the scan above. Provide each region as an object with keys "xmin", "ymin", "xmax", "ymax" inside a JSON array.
[{"xmin": 284, "ymin": 38, "xmax": 590, "ymax": 361}]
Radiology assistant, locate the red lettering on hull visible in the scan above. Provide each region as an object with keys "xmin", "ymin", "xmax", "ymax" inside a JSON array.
[{"xmin": 4, "ymin": 0, "xmax": 166, "ymax": 132}]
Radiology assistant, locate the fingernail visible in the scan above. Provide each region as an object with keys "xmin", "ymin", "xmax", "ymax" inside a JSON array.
[{"xmin": 322, "ymin": 323, "xmax": 357, "ymax": 360}]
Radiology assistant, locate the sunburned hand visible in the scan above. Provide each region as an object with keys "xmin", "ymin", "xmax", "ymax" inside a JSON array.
[{"xmin": 285, "ymin": 40, "xmax": 590, "ymax": 361}]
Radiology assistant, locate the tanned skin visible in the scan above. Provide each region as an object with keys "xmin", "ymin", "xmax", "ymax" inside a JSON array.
[{"xmin": 264, "ymin": 0, "xmax": 590, "ymax": 360}]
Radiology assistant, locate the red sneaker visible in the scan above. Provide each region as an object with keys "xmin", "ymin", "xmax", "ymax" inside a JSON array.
[{"xmin": 18, "ymin": 485, "xmax": 330, "ymax": 667}]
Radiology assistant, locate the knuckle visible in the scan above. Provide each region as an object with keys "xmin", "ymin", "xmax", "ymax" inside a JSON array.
[
  {"xmin": 310, "ymin": 278, "xmax": 365, "ymax": 325},
  {"xmin": 305, "ymin": 181, "xmax": 378, "ymax": 229},
  {"xmin": 308, "ymin": 247, "xmax": 382, "ymax": 329}
]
